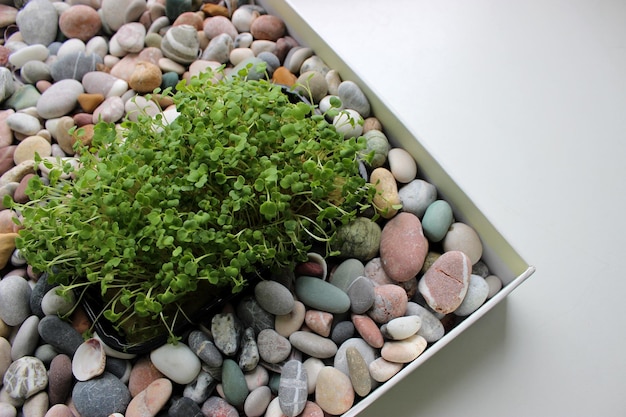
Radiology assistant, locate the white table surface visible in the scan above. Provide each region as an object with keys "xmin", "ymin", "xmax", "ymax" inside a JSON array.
[{"xmin": 285, "ymin": 1, "xmax": 626, "ymax": 416}]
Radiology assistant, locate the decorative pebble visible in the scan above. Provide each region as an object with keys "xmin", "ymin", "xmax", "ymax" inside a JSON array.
[
  {"xmin": 50, "ymin": 52, "xmax": 102, "ymax": 83},
  {"xmin": 0, "ymin": 275, "xmax": 32, "ymax": 326},
  {"xmin": 379, "ymin": 212, "xmax": 429, "ymax": 282},
  {"xmin": 187, "ymin": 330, "xmax": 223, "ymax": 368},
  {"xmin": 454, "ymin": 274, "xmax": 490, "ymax": 316},
  {"xmin": 161, "ymin": 24, "xmax": 200, "ymax": 65},
  {"xmin": 485, "ymin": 274, "xmax": 503, "ymax": 298},
  {"xmin": 314, "ymin": 366, "xmax": 354, "ymax": 415},
  {"xmin": 346, "ymin": 346, "xmax": 372, "ymax": 396},
  {"xmin": 149, "ymin": 343, "xmax": 200, "ymax": 385},
  {"xmin": 15, "ymin": 0, "xmax": 58, "ymax": 46},
  {"xmin": 333, "ymin": 108, "xmax": 363, "ymax": 138},
  {"xmin": 201, "ymin": 396, "xmax": 239, "ymax": 417},
  {"xmin": 275, "ymin": 300, "xmax": 306, "ymax": 338},
  {"xmin": 351, "ymin": 314, "xmax": 384, "ymax": 349},
  {"xmin": 221, "ymin": 358, "xmax": 249, "ymax": 408},
  {"xmin": 40, "ymin": 287, "xmax": 75, "ymax": 316},
  {"xmin": 294, "ymin": 276, "xmax": 351, "ymax": 314},
  {"xmin": 254, "ymin": 280, "xmax": 294, "ymax": 316},
  {"xmin": 9, "ymin": 315, "xmax": 39, "ymax": 360},
  {"xmin": 257, "ymin": 329, "xmax": 291, "ymax": 364},
  {"xmin": 387, "ymin": 147, "xmax": 417, "ymax": 183},
  {"xmin": 183, "ymin": 369, "xmax": 215, "ymax": 404},
  {"xmin": 337, "ymin": 80, "xmax": 370, "ymax": 118},
  {"xmin": 36, "ymin": 79, "xmax": 84, "ymax": 119},
  {"xmin": 368, "ymin": 357, "xmax": 403, "ymax": 382},
  {"xmin": 211, "ymin": 312, "xmax": 243, "ymax": 356},
  {"xmin": 370, "ymin": 167, "xmax": 401, "ymax": 218},
  {"xmin": 422, "ymin": 200, "xmax": 454, "ymax": 242},
  {"xmin": 6, "ymin": 112, "xmax": 41, "ymax": 136},
  {"xmin": 47, "ymin": 354, "xmax": 73, "ymax": 406},
  {"xmin": 278, "ymin": 359, "xmax": 307, "ymax": 417},
  {"xmin": 37, "ymin": 315, "xmax": 83, "ymax": 356},
  {"xmin": 368, "ymin": 284, "xmax": 408, "ymax": 324},
  {"xmin": 8, "ymin": 44, "xmax": 49, "ymax": 69},
  {"xmin": 398, "ymin": 179, "xmax": 438, "ymax": 218},
  {"xmin": 59, "ymin": 5, "xmax": 102, "ymax": 41},
  {"xmin": 347, "ymin": 276, "xmax": 376, "ymax": 314},
  {"xmin": 125, "ymin": 378, "xmax": 172, "ymax": 417},
  {"xmin": 381, "ymin": 334, "xmax": 427, "ymax": 364},
  {"xmin": 418, "ymin": 250, "xmax": 472, "ymax": 314},
  {"xmin": 72, "ymin": 372, "xmax": 131, "ymax": 417},
  {"xmin": 0, "ymin": 336, "xmax": 11, "ymax": 380},
  {"xmin": 92, "ymin": 96, "xmax": 125, "ymax": 123},
  {"xmin": 405, "ymin": 302, "xmax": 445, "ymax": 342},
  {"xmin": 3, "ymin": 356, "xmax": 47, "ymax": 400},
  {"xmin": 244, "ymin": 385, "xmax": 272, "ymax": 417},
  {"xmin": 128, "ymin": 357, "xmax": 165, "ymax": 397},
  {"xmin": 168, "ymin": 396, "xmax": 203, "ymax": 417},
  {"xmin": 382, "ymin": 315, "xmax": 422, "ymax": 341},
  {"xmin": 333, "ymin": 217, "xmax": 382, "ymax": 261},
  {"xmin": 289, "ymin": 331, "xmax": 337, "ymax": 359},
  {"xmin": 442, "ymin": 222, "xmax": 484, "ymax": 265}
]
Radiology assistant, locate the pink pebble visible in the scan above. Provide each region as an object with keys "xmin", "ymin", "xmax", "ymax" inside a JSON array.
[{"xmin": 418, "ymin": 250, "xmax": 471, "ymax": 314}]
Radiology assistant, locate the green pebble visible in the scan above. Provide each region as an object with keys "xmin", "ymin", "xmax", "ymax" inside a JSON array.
[
  {"xmin": 221, "ymin": 359, "xmax": 249, "ymax": 407},
  {"xmin": 6, "ymin": 84, "xmax": 41, "ymax": 111},
  {"xmin": 161, "ymin": 72, "xmax": 179, "ymax": 91},
  {"xmin": 295, "ymin": 276, "xmax": 351, "ymax": 314},
  {"xmin": 422, "ymin": 200, "xmax": 454, "ymax": 242},
  {"xmin": 334, "ymin": 217, "xmax": 381, "ymax": 261},
  {"xmin": 144, "ymin": 33, "xmax": 162, "ymax": 49}
]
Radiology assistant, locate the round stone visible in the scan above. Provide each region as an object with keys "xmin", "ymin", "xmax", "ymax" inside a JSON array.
[
  {"xmin": 314, "ymin": 366, "xmax": 354, "ymax": 415},
  {"xmin": 161, "ymin": 24, "xmax": 200, "ymax": 64},
  {"xmin": 442, "ymin": 222, "xmax": 484, "ymax": 265},
  {"xmin": 3, "ymin": 356, "xmax": 47, "ymax": 399},
  {"xmin": 294, "ymin": 276, "xmax": 350, "ymax": 314},
  {"xmin": 346, "ymin": 346, "xmax": 371, "ymax": 396},
  {"xmin": 250, "ymin": 14, "xmax": 286, "ymax": 41},
  {"xmin": 254, "ymin": 280, "xmax": 294, "ymax": 315},
  {"xmin": 50, "ymin": 52, "xmax": 103, "ymax": 83},
  {"xmin": 347, "ymin": 276, "xmax": 376, "ymax": 314},
  {"xmin": 485, "ymin": 274, "xmax": 503, "ymax": 298},
  {"xmin": 48, "ymin": 354, "xmax": 73, "ymax": 406},
  {"xmin": 15, "ymin": 0, "xmax": 58, "ymax": 46},
  {"xmin": 114, "ymin": 22, "xmax": 146, "ymax": 54},
  {"xmin": 20, "ymin": 61, "xmax": 51, "ymax": 84},
  {"xmin": 257, "ymin": 329, "xmax": 291, "ymax": 364},
  {"xmin": 275, "ymin": 300, "xmax": 306, "ymax": 338},
  {"xmin": 211, "ymin": 312, "xmax": 243, "ymax": 356},
  {"xmin": 398, "ymin": 179, "xmax": 438, "ymax": 218},
  {"xmin": 128, "ymin": 357, "xmax": 165, "ymax": 398},
  {"xmin": 59, "ymin": 5, "xmax": 102, "ymax": 41},
  {"xmin": 13, "ymin": 135, "xmax": 51, "ymax": 165},
  {"xmin": 363, "ymin": 129, "xmax": 390, "ymax": 168},
  {"xmin": 6, "ymin": 112, "xmax": 41, "ymax": 136},
  {"xmin": 333, "ymin": 217, "xmax": 382, "ymax": 261},
  {"xmin": 382, "ymin": 315, "xmax": 422, "ymax": 340},
  {"xmin": 37, "ymin": 315, "xmax": 84, "ymax": 356},
  {"xmin": 370, "ymin": 167, "xmax": 400, "ymax": 218},
  {"xmin": 296, "ymin": 70, "xmax": 327, "ymax": 103},
  {"xmin": 125, "ymin": 378, "xmax": 172, "ymax": 417},
  {"xmin": 187, "ymin": 330, "xmax": 223, "ymax": 368},
  {"xmin": 337, "ymin": 80, "xmax": 371, "ymax": 118},
  {"xmin": 406, "ymin": 302, "xmax": 445, "ymax": 342},
  {"xmin": 368, "ymin": 357, "xmax": 403, "ymax": 382},
  {"xmin": 128, "ymin": 61, "xmax": 162, "ymax": 93},
  {"xmin": 92, "ymin": 96, "xmax": 125, "ymax": 123},
  {"xmin": 221, "ymin": 359, "xmax": 249, "ymax": 408},
  {"xmin": 418, "ymin": 250, "xmax": 472, "ymax": 314},
  {"xmin": 244, "ymin": 385, "xmax": 272, "ymax": 417},
  {"xmin": 10, "ymin": 315, "xmax": 39, "ymax": 360},
  {"xmin": 72, "ymin": 372, "xmax": 131, "ymax": 417},
  {"xmin": 352, "ymin": 314, "xmax": 384, "ymax": 349},
  {"xmin": 368, "ymin": 284, "xmax": 409, "ymax": 324}
]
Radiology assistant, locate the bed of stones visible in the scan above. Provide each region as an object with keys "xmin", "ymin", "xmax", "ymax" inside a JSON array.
[{"xmin": 0, "ymin": 1, "xmax": 505, "ymax": 417}]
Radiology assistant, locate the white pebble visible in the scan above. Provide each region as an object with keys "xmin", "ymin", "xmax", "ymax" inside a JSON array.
[
  {"xmin": 454, "ymin": 274, "xmax": 490, "ymax": 316},
  {"xmin": 8, "ymin": 44, "xmax": 49, "ymax": 69},
  {"xmin": 388, "ymin": 147, "xmax": 418, "ymax": 183},
  {"xmin": 41, "ymin": 287, "xmax": 76, "ymax": 316},
  {"xmin": 57, "ymin": 39, "xmax": 86, "ymax": 57},
  {"xmin": 368, "ymin": 357, "xmax": 403, "ymax": 382},
  {"xmin": 150, "ymin": 342, "xmax": 201, "ymax": 385},
  {"xmin": 485, "ymin": 274, "xmax": 503, "ymax": 298},
  {"xmin": 333, "ymin": 108, "xmax": 363, "ymax": 139},
  {"xmin": 382, "ymin": 315, "xmax": 422, "ymax": 340}
]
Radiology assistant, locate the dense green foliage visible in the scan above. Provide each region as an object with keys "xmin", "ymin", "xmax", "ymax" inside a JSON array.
[{"xmin": 8, "ymin": 66, "xmax": 375, "ymax": 343}]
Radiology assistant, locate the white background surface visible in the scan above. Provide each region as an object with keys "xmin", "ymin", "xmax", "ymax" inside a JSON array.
[{"xmin": 286, "ymin": 1, "xmax": 626, "ymax": 416}]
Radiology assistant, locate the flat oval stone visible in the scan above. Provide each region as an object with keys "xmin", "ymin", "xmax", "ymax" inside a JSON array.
[
  {"xmin": 0, "ymin": 275, "xmax": 32, "ymax": 326},
  {"xmin": 37, "ymin": 315, "xmax": 85, "ymax": 356},
  {"xmin": 150, "ymin": 342, "xmax": 201, "ymax": 385},
  {"xmin": 36, "ymin": 79, "xmax": 84, "ymax": 119},
  {"xmin": 294, "ymin": 276, "xmax": 350, "ymax": 314},
  {"xmin": 278, "ymin": 359, "xmax": 307, "ymax": 417},
  {"xmin": 398, "ymin": 179, "xmax": 437, "ymax": 218},
  {"xmin": 254, "ymin": 280, "xmax": 294, "ymax": 315},
  {"xmin": 422, "ymin": 200, "xmax": 454, "ymax": 242},
  {"xmin": 250, "ymin": 14, "xmax": 286, "ymax": 41},
  {"xmin": 347, "ymin": 276, "xmax": 376, "ymax": 314},
  {"xmin": 6, "ymin": 112, "xmax": 41, "ymax": 136},
  {"xmin": 125, "ymin": 378, "xmax": 172, "ymax": 417},
  {"xmin": 388, "ymin": 147, "xmax": 417, "ymax": 183},
  {"xmin": 380, "ymin": 212, "xmax": 428, "ymax": 282},
  {"xmin": 10, "ymin": 315, "xmax": 39, "ymax": 360},
  {"xmin": 72, "ymin": 372, "xmax": 131, "ymax": 417},
  {"xmin": 346, "ymin": 346, "xmax": 371, "ymax": 397},
  {"xmin": 288, "ymin": 331, "xmax": 337, "ymax": 359},
  {"xmin": 454, "ymin": 274, "xmax": 490, "ymax": 316},
  {"xmin": 221, "ymin": 358, "xmax": 249, "ymax": 408},
  {"xmin": 330, "ymin": 258, "xmax": 365, "ymax": 292},
  {"xmin": 201, "ymin": 396, "xmax": 239, "ymax": 417},
  {"xmin": 244, "ymin": 385, "xmax": 272, "ymax": 417},
  {"xmin": 128, "ymin": 357, "xmax": 165, "ymax": 397},
  {"xmin": 381, "ymin": 334, "xmax": 427, "ymax": 363},
  {"xmin": 0, "ymin": 336, "xmax": 11, "ymax": 380},
  {"xmin": 100, "ymin": 0, "xmax": 146, "ymax": 32},
  {"xmin": 82, "ymin": 72, "xmax": 129, "ymax": 97},
  {"xmin": 314, "ymin": 366, "xmax": 354, "ymax": 415},
  {"xmin": 368, "ymin": 357, "xmax": 403, "ymax": 382},
  {"xmin": 442, "ymin": 222, "xmax": 484, "ymax": 265},
  {"xmin": 418, "ymin": 250, "xmax": 472, "ymax": 314},
  {"xmin": 337, "ymin": 80, "xmax": 370, "ymax": 118},
  {"xmin": 93, "ymin": 96, "xmax": 125, "ymax": 123},
  {"xmin": 8, "ymin": 44, "xmax": 49, "ymax": 69},
  {"xmin": 3, "ymin": 356, "xmax": 47, "ymax": 399},
  {"xmin": 302, "ymin": 357, "xmax": 324, "ymax": 395},
  {"xmin": 275, "ymin": 300, "xmax": 305, "ymax": 338},
  {"xmin": 370, "ymin": 167, "xmax": 400, "ymax": 218},
  {"xmin": 330, "ymin": 320, "xmax": 355, "ymax": 346},
  {"xmin": 20, "ymin": 60, "xmax": 51, "ymax": 84},
  {"xmin": 485, "ymin": 274, "xmax": 503, "ymax": 298},
  {"xmin": 114, "ymin": 22, "xmax": 146, "ymax": 54},
  {"xmin": 382, "ymin": 315, "xmax": 422, "ymax": 340},
  {"xmin": 352, "ymin": 314, "xmax": 384, "ymax": 349},
  {"xmin": 257, "ymin": 329, "xmax": 291, "ymax": 364},
  {"xmin": 333, "ymin": 338, "xmax": 378, "ymax": 377},
  {"xmin": 244, "ymin": 365, "xmax": 269, "ymax": 392},
  {"xmin": 405, "ymin": 302, "xmax": 445, "ymax": 342}
]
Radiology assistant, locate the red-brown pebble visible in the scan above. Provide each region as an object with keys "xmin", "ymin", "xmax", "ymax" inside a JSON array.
[
  {"xmin": 379, "ymin": 212, "xmax": 428, "ymax": 282},
  {"xmin": 173, "ymin": 12, "xmax": 203, "ymax": 30},
  {"xmin": 0, "ymin": 145, "xmax": 16, "ymax": 176},
  {"xmin": 73, "ymin": 113, "xmax": 94, "ymax": 127},
  {"xmin": 69, "ymin": 305, "xmax": 91, "ymax": 335},
  {"xmin": 367, "ymin": 284, "xmax": 408, "ymax": 324},
  {"xmin": 58, "ymin": 5, "xmax": 102, "ymax": 42},
  {"xmin": 351, "ymin": 314, "xmax": 384, "ymax": 348},
  {"xmin": 48, "ymin": 354, "xmax": 73, "ymax": 405},
  {"xmin": 250, "ymin": 15, "xmax": 286, "ymax": 41},
  {"xmin": 13, "ymin": 173, "xmax": 34, "ymax": 203},
  {"xmin": 294, "ymin": 261, "xmax": 324, "ymax": 278},
  {"xmin": 125, "ymin": 378, "xmax": 172, "ymax": 417},
  {"xmin": 128, "ymin": 357, "xmax": 166, "ymax": 397},
  {"xmin": 44, "ymin": 404, "xmax": 76, "ymax": 417},
  {"xmin": 304, "ymin": 310, "xmax": 333, "ymax": 337},
  {"xmin": 418, "ymin": 250, "xmax": 471, "ymax": 314}
]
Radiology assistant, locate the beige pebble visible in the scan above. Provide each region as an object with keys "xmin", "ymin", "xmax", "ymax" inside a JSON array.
[
  {"xmin": 274, "ymin": 300, "xmax": 305, "ymax": 338},
  {"xmin": 381, "ymin": 334, "xmax": 427, "ymax": 363},
  {"xmin": 368, "ymin": 357, "xmax": 403, "ymax": 382},
  {"xmin": 370, "ymin": 167, "xmax": 401, "ymax": 219},
  {"xmin": 129, "ymin": 61, "xmax": 162, "ymax": 94},
  {"xmin": 388, "ymin": 147, "xmax": 417, "ymax": 183},
  {"xmin": 0, "ymin": 160, "xmax": 35, "ymax": 187},
  {"xmin": 0, "ymin": 232, "xmax": 18, "ymax": 269},
  {"xmin": 13, "ymin": 135, "xmax": 51, "ymax": 165},
  {"xmin": 302, "ymin": 357, "xmax": 324, "ymax": 395},
  {"xmin": 314, "ymin": 366, "xmax": 354, "ymax": 415}
]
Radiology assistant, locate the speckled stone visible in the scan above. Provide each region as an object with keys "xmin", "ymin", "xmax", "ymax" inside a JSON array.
[
  {"xmin": 3, "ymin": 356, "xmax": 47, "ymax": 400},
  {"xmin": 72, "ymin": 372, "xmax": 132, "ymax": 417},
  {"xmin": 221, "ymin": 359, "xmax": 249, "ymax": 408},
  {"xmin": 0, "ymin": 275, "xmax": 32, "ymax": 326},
  {"xmin": 419, "ymin": 250, "xmax": 472, "ymax": 314},
  {"xmin": 367, "ymin": 284, "xmax": 408, "ymax": 324},
  {"xmin": 314, "ymin": 366, "xmax": 354, "ymax": 415},
  {"xmin": 289, "ymin": 331, "xmax": 337, "ymax": 359},
  {"xmin": 257, "ymin": 329, "xmax": 291, "ymax": 364},
  {"xmin": 346, "ymin": 346, "xmax": 371, "ymax": 396},
  {"xmin": 379, "ymin": 212, "xmax": 429, "ymax": 282},
  {"xmin": 254, "ymin": 280, "xmax": 294, "ymax": 316},
  {"xmin": 211, "ymin": 313, "xmax": 243, "ymax": 356},
  {"xmin": 278, "ymin": 359, "xmax": 307, "ymax": 417},
  {"xmin": 398, "ymin": 179, "xmax": 438, "ymax": 218}
]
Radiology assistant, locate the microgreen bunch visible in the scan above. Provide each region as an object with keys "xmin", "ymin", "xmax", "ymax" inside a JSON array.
[{"xmin": 8, "ymin": 65, "xmax": 375, "ymax": 345}]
